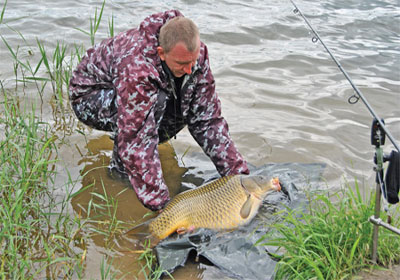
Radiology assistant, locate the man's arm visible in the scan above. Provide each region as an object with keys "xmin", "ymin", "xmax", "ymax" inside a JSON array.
[
  {"xmin": 187, "ymin": 45, "xmax": 249, "ymax": 176},
  {"xmin": 115, "ymin": 63, "xmax": 170, "ymax": 211}
]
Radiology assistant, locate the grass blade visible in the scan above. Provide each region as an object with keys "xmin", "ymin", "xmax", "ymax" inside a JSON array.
[{"xmin": 0, "ymin": 0, "xmax": 7, "ymax": 24}]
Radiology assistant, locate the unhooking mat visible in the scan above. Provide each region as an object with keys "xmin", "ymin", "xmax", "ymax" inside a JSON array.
[{"xmin": 154, "ymin": 162, "xmax": 326, "ymax": 280}]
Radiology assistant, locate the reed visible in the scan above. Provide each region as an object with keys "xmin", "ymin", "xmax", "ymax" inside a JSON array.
[
  {"xmin": 137, "ymin": 239, "xmax": 174, "ymax": 280},
  {"xmin": 75, "ymin": 0, "xmax": 106, "ymax": 46},
  {"xmin": 1, "ymin": 34, "xmax": 78, "ymax": 111},
  {"xmin": 100, "ymin": 255, "xmax": 117, "ymax": 280},
  {"xmin": 86, "ymin": 179, "xmax": 130, "ymax": 248},
  {"xmin": 108, "ymin": 13, "xmax": 115, "ymax": 38},
  {"xmin": 0, "ymin": 0, "xmax": 6, "ymax": 24},
  {"xmin": 0, "ymin": 93, "xmax": 88, "ymax": 279},
  {"xmin": 0, "ymin": 1, "xmax": 130, "ymax": 278},
  {"xmin": 258, "ymin": 180, "xmax": 400, "ymax": 279}
]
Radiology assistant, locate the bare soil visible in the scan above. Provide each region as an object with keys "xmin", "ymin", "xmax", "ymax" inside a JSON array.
[{"xmin": 355, "ymin": 264, "xmax": 400, "ymax": 280}]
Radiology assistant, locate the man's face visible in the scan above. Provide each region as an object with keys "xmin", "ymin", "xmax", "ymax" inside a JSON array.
[{"xmin": 157, "ymin": 39, "xmax": 200, "ymax": 78}]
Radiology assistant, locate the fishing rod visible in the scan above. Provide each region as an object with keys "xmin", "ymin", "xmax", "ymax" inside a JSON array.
[
  {"xmin": 289, "ymin": 0, "xmax": 400, "ymax": 262},
  {"xmin": 290, "ymin": 0, "xmax": 399, "ymax": 153}
]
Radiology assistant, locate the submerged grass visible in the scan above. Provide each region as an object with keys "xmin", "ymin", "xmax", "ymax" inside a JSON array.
[
  {"xmin": 0, "ymin": 93, "xmax": 88, "ymax": 278},
  {"xmin": 0, "ymin": 1, "xmax": 165, "ymax": 278},
  {"xmin": 258, "ymin": 180, "xmax": 400, "ymax": 279},
  {"xmin": 137, "ymin": 239, "xmax": 174, "ymax": 280},
  {"xmin": 86, "ymin": 179, "xmax": 131, "ymax": 249}
]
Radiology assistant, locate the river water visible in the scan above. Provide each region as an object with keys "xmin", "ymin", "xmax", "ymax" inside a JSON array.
[{"xmin": 1, "ymin": 0, "xmax": 399, "ymax": 279}]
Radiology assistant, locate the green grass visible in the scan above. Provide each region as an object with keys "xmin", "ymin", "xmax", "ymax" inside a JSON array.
[
  {"xmin": 1, "ymin": 1, "xmax": 125, "ymax": 278},
  {"xmin": 137, "ymin": 239, "xmax": 174, "ymax": 280},
  {"xmin": 86, "ymin": 179, "xmax": 131, "ymax": 249},
  {"xmin": 0, "ymin": 1, "xmax": 166, "ymax": 278},
  {"xmin": 75, "ymin": 0, "xmax": 106, "ymax": 46},
  {"xmin": 0, "ymin": 93, "xmax": 88, "ymax": 279},
  {"xmin": 258, "ymin": 180, "xmax": 400, "ymax": 279},
  {"xmin": 0, "ymin": 0, "xmax": 7, "ymax": 25}
]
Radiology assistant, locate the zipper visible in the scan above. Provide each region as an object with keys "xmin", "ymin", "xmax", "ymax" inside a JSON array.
[
  {"xmin": 169, "ymin": 77, "xmax": 178, "ymax": 139},
  {"xmin": 161, "ymin": 61, "xmax": 201, "ymax": 140}
]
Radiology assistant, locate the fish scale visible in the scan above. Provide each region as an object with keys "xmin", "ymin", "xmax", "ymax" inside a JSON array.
[{"xmin": 149, "ymin": 174, "xmax": 280, "ymax": 240}]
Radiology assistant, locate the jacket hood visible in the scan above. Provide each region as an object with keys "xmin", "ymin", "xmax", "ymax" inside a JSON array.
[{"xmin": 138, "ymin": 10, "xmax": 184, "ymax": 58}]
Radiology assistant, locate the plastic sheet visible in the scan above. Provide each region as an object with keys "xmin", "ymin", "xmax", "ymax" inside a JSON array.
[{"xmin": 154, "ymin": 163, "xmax": 326, "ymax": 279}]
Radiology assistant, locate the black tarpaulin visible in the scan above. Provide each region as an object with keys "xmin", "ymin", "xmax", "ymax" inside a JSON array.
[{"xmin": 154, "ymin": 163, "xmax": 326, "ymax": 280}]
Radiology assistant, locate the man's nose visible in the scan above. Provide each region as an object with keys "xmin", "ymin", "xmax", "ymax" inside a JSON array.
[{"xmin": 183, "ymin": 63, "xmax": 192, "ymax": 74}]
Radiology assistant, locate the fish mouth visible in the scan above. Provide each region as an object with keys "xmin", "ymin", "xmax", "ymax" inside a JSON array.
[{"xmin": 272, "ymin": 177, "xmax": 281, "ymax": 192}]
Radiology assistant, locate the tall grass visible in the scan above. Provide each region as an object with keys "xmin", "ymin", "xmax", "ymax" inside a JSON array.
[
  {"xmin": 1, "ymin": 0, "xmax": 110, "ymax": 115},
  {"xmin": 258, "ymin": 181, "xmax": 400, "ymax": 279},
  {"xmin": 0, "ymin": 0, "xmax": 6, "ymax": 25},
  {"xmin": 0, "ymin": 92, "xmax": 88, "ymax": 278},
  {"xmin": 137, "ymin": 239, "xmax": 174, "ymax": 280},
  {"xmin": 0, "ymin": 0, "xmax": 162, "ymax": 277},
  {"xmin": 1, "ymin": 32, "xmax": 82, "ymax": 111},
  {"xmin": 0, "ymin": 1, "xmax": 126, "ymax": 278},
  {"xmin": 75, "ymin": 0, "xmax": 106, "ymax": 46},
  {"xmin": 86, "ymin": 180, "xmax": 130, "ymax": 248}
]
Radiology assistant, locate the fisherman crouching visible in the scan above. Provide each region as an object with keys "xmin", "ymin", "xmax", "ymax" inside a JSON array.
[{"xmin": 69, "ymin": 10, "xmax": 249, "ymax": 211}]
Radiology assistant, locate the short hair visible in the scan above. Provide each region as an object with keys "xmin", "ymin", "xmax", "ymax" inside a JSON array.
[{"xmin": 159, "ymin": 16, "xmax": 200, "ymax": 53}]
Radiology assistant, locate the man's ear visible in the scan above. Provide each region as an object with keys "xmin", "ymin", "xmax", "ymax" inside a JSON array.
[{"xmin": 157, "ymin": 46, "xmax": 165, "ymax": 61}]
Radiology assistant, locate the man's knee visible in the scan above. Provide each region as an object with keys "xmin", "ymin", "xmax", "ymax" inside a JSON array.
[{"xmin": 70, "ymin": 89, "xmax": 117, "ymax": 132}]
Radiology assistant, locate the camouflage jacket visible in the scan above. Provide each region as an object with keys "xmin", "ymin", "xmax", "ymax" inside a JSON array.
[{"xmin": 69, "ymin": 10, "xmax": 249, "ymax": 210}]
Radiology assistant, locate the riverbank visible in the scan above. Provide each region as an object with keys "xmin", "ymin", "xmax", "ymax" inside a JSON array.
[
  {"xmin": 357, "ymin": 263, "xmax": 400, "ymax": 279},
  {"xmin": 257, "ymin": 180, "xmax": 400, "ymax": 280}
]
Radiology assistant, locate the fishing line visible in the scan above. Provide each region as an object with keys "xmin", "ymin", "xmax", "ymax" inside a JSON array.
[{"xmin": 290, "ymin": 0, "xmax": 399, "ymax": 153}]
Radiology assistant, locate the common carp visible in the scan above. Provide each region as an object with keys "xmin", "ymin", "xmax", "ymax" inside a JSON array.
[{"xmin": 149, "ymin": 174, "xmax": 281, "ymax": 240}]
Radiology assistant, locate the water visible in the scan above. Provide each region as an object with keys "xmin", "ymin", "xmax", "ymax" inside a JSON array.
[{"xmin": 1, "ymin": 0, "xmax": 399, "ymax": 278}]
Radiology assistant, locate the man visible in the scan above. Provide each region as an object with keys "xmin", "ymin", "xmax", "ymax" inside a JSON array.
[{"xmin": 69, "ymin": 10, "xmax": 249, "ymax": 211}]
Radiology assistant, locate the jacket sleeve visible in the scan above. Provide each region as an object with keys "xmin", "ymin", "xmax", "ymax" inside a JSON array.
[
  {"xmin": 69, "ymin": 37, "xmax": 114, "ymax": 102},
  {"xmin": 115, "ymin": 61, "xmax": 170, "ymax": 211},
  {"xmin": 187, "ymin": 46, "xmax": 250, "ymax": 176},
  {"xmin": 68, "ymin": 38, "xmax": 117, "ymax": 131}
]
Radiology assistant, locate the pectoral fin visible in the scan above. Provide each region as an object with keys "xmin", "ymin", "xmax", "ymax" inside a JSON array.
[{"xmin": 240, "ymin": 195, "xmax": 255, "ymax": 219}]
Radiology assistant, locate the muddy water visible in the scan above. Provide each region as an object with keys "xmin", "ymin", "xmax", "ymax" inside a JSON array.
[{"xmin": 1, "ymin": 0, "xmax": 399, "ymax": 279}]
